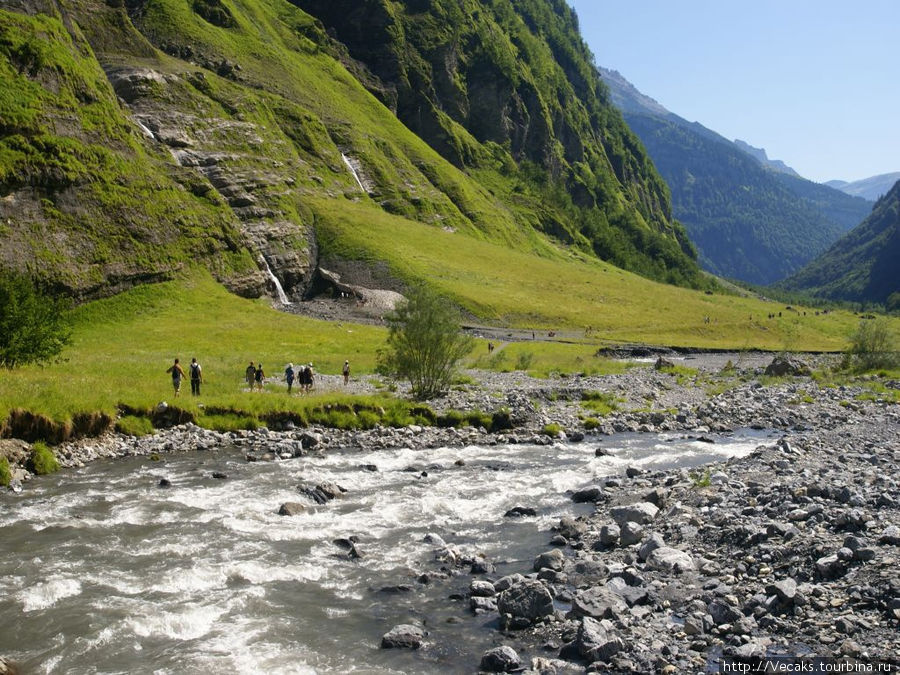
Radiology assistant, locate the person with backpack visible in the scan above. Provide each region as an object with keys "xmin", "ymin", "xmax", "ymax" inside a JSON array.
[
  {"xmin": 285, "ymin": 363, "xmax": 295, "ymax": 394},
  {"xmin": 166, "ymin": 358, "xmax": 186, "ymax": 397},
  {"xmin": 245, "ymin": 361, "xmax": 256, "ymax": 389},
  {"xmin": 189, "ymin": 357, "xmax": 203, "ymax": 396},
  {"xmin": 255, "ymin": 363, "xmax": 265, "ymax": 391},
  {"xmin": 305, "ymin": 363, "xmax": 314, "ymax": 394},
  {"xmin": 342, "ymin": 360, "xmax": 350, "ymax": 385}
]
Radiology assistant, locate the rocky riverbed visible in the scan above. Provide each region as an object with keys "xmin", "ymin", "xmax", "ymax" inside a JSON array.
[{"xmin": 2, "ymin": 353, "xmax": 898, "ymax": 673}]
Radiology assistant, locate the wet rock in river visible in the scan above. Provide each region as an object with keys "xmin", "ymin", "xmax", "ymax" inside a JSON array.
[
  {"xmin": 504, "ymin": 505, "xmax": 537, "ymax": 517},
  {"xmin": 380, "ymin": 624, "xmax": 425, "ymax": 649},
  {"xmin": 498, "ymin": 579, "xmax": 555, "ymax": 623},
  {"xmin": 278, "ymin": 502, "xmax": 305, "ymax": 516},
  {"xmin": 480, "ymin": 645, "xmax": 521, "ymax": 672},
  {"xmin": 571, "ymin": 486, "xmax": 604, "ymax": 503}
]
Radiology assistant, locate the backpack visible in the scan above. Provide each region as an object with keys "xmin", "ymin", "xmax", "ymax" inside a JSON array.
[{"xmin": 190, "ymin": 363, "xmax": 201, "ymax": 379}]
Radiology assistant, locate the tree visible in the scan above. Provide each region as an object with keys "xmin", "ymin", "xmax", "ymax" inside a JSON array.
[
  {"xmin": 0, "ymin": 271, "xmax": 72, "ymax": 368},
  {"xmin": 846, "ymin": 317, "xmax": 897, "ymax": 372},
  {"xmin": 378, "ymin": 286, "xmax": 474, "ymax": 399}
]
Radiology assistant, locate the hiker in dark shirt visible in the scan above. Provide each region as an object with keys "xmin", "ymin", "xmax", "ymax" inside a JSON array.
[
  {"xmin": 245, "ymin": 362, "xmax": 256, "ymax": 389},
  {"xmin": 255, "ymin": 363, "xmax": 265, "ymax": 391},
  {"xmin": 189, "ymin": 357, "xmax": 203, "ymax": 396},
  {"xmin": 285, "ymin": 363, "xmax": 296, "ymax": 394},
  {"xmin": 166, "ymin": 359, "xmax": 186, "ymax": 397}
]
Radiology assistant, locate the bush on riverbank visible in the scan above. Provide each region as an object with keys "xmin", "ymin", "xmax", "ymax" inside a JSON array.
[
  {"xmin": 27, "ymin": 442, "xmax": 59, "ymax": 475},
  {"xmin": 0, "ymin": 456, "xmax": 11, "ymax": 486}
]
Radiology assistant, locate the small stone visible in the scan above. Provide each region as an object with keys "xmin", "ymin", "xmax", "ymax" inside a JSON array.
[
  {"xmin": 599, "ymin": 523, "xmax": 620, "ymax": 546},
  {"xmin": 610, "ymin": 502, "xmax": 658, "ymax": 526},
  {"xmin": 278, "ymin": 502, "xmax": 305, "ymax": 516}
]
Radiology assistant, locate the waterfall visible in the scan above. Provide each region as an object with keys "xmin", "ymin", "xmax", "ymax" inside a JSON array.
[
  {"xmin": 341, "ymin": 153, "xmax": 367, "ymax": 193},
  {"xmin": 259, "ymin": 256, "xmax": 290, "ymax": 305}
]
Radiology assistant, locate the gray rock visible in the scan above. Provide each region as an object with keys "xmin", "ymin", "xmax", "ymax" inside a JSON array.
[
  {"xmin": 498, "ymin": 580, "xmax": 555, "ymax": 622},
  {"xmin": 610, "ymin": 502, "xmax": 658, "ymax": 526},
  {"xmin": 380, "ymin": 624, "xmax": 425, "ymax": 649},
  {"xmin": 764, "ymin": 355, "xmax": 811, "ymax": 376},
  {"xmin": 708, "ymin": 600, "xmax": 743, "ymax": 626},
  {"xmin": 494, "ymin": 573, "xmax": 525, "ymax": 593},
  {"xmin": 816, "ymin": 554, "xmax": 845, "ymax": 579},
  {"xmin": 470, "ymin": 579, "xmax": 496, "ymax": 597},
  {"xmin": 766, "ymin": 578, "xmax": 797, "ymax": 603},
  {"xmin": 534, "ymin": 549, "xmax": 565, "ymax": 572},
  {"xmin": 575, "ymin": 616, "xmax": 625, "ymax": 663},
  {"xmin": 570, "ymin": 586, "xmax": 628, "ymax": 620},
  {"xmin": 571, "ymin": 486, "xmax": 604, "ymax": 503},
  {"xmin": 619, "ymin": 521, "xmax": 646, "ymax": 547},
  {"xmin": 599, "ymin": 523, "xmax": 620, "ymax": 546},
  {"xmin": 480, "ymin": 645, "xmax": 521, "ymax": 672},
  {"xmin": 645, "ymin": 547, "xmax": 696, "ymax": 574},
  {"xmin": 277, "ymin": 502, "xmax": 305, "ymax": 516},
  {"xmin": 557, "ymin": 516, "xmax": 587, "ymax": 540},
  {"xmin": 879, "ymin": 525, "xmax": 900, "ymax": 546},
  {"xmin": 470, "ymin": 596, "xmax": 498, "ymax": 613},
  {"xmin": 638, "ymin": 532, "xmax": 666, "ymax": 562}
]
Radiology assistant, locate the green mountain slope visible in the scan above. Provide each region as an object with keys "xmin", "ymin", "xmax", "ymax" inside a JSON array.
[
  {"xmin": 779, "ymin": 180, "xmax": 900, "ymax": 304},
  {"xmin": 598, "ymin": 68, "xmax": 873, "ymax": 286},
  {"xmin": 0, "ymin": 0, "xmax": 707, "ymax": 306}
]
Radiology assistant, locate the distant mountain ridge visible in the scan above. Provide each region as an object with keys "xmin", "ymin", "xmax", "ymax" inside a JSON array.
[
  {"xmin": 732, "ymin": 140, "xmax": 800, "ymax": 177},
  {"xmin": 780, "ymin": 179, "xmax": 900, "ymax": 304},
  {"xmin": 597, "ymin": 66, "xmax": 873, "ymax": 286},
  {"xmin": 825, "ymin": 173, "xmax": 900, "ymax": 202}
]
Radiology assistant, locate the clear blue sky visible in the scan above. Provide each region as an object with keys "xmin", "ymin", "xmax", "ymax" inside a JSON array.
[{"xmin": 569, "ymin": 0, "xmax": 900, "ymax": 183}]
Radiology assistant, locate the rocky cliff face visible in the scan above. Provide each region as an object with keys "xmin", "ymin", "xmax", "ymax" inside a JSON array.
[{"xmin": 0, "ymin": 0, "xmax": 707, "ymax": 301}]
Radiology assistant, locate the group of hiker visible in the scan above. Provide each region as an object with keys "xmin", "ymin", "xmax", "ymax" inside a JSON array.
[
  {"xmin": 165, "ymin": 357, "xmax": 351, "ymax": 396},
  {"xmin": 165, "ymin": 358, "xmax": 202, "ymax": 397}
]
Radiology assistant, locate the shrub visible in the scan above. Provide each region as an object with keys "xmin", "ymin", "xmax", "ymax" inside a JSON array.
[
  {"xmin": 27, "ymin": 441, "xmax": 60, "ymax": 475},
  {"xmin": 0, "ymin": 456, "xmax": 11, "ymax": 486},
  {"xmin": 515, "ymin": 351, "xmax": 534, "ymax": 371},
  {"xmin": 0, "ymin": 271, "xmax": 72, "ymax": 368},
  {"xmin": 582, "ymin": 417, "xmax": 601, "ymax": 430},
  {"xmin": 115, "ymin": 415, "xmax": 154, "ymax": 437},
  {"xmin": 541, "ymin": 423, "xmax": 562, "ymax": 437},
  {"xmin": 378, "ymin": 286, "xmax": 474, "ymax": 399},
  {"xmin": 847, "ymin": 317, "xmax": 898, "ymax": 371}
]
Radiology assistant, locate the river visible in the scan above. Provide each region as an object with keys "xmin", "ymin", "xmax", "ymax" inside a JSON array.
[{"xmin": 0, "ymin": 430, "xmax": 774, "ymax": 673}]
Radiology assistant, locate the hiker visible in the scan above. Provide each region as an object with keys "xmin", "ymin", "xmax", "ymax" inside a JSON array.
[
  {"xmin": 488, "ymin": 342, "xmax": 494, "ymax": 354},
  {"xmin": 255, "ymin": 363, "xmax": 265, "ymax": 391},
  {"xmin": 245, "ymin": 361, "xmax": 256, "ymax": 389},
  {"xmin": 189, "ymin": 357, "xmax": 203, "ymax": 396},
  {"xmin": 342, "ymin": 360, "xmax": 350, "ymax": 385},
  {"xmin": 304, "ymin": 363, "xmax": 315, "ymax": 394},
  {"xmin": 285, "ymin": 363, "xmax": 295, "ymax": 394},
  {"xmin": 166, "ymin": 358, "xmax": 186, "ymax": 397}
]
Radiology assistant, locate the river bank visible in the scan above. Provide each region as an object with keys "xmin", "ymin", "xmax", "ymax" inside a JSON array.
[{"xmin": 2, "ymin": 353, "xmax": 898, "ymax": 672}]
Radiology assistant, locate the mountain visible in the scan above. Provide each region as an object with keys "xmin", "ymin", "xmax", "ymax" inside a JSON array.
[
  {"xmin": 597, "ymin": 67, "xmax": 873, "ymax": 286},
  {"xmin": 732, "ymin": 140, "xmax": 799, "ymax": 177},
  {"xmin": 826, "ymin": 173, "xmax": 900, "ymax": 202},
  {"xmin": 779, "ymin": 180, "xmax": 900, "ymax": 305},
  {"xmin": 0, "ymin": 0, "xmax": 706, "ymax": 304}
]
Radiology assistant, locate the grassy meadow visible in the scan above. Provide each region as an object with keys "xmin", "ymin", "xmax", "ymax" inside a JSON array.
[{"xmin": 2, "ymin": 256, "xmax": 897, "ymax": 440}]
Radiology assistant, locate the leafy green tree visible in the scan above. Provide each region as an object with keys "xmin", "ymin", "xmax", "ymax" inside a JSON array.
[
  {"xmin": 0, "ymin": 271, "xmax": 72, "ymax": 368},
  {"xmin": 378, "ymin": 287, "xmax": 474, "ymax": 400},
  {"xmin": 847, "ymin": 317, "xmax": 898, "ymax": 371}
]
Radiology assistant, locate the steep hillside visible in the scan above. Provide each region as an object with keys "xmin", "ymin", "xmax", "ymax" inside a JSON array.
[
  {"xmin": 0, "ymin": 0, "xmax": 707, "ymax": 306},
  {"xmin": 780, "ymin": 180, "xmax": 900, "ymax": 305},
  {"xmin": 598, "ymin": 67, "xmax": 872, "ymax": 286}
]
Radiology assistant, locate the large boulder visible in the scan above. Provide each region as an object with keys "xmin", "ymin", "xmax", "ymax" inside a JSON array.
[
  {"xmin": 497, "ymin": 580, "xmax": 555, "ymax": 622},
  {"xmin": 380, "ymin": 624, "xmax": 426, "ymax": 649},
  {"xmin": 765, "ymin": 355, "xmax": 811, "ymax": 376}
]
